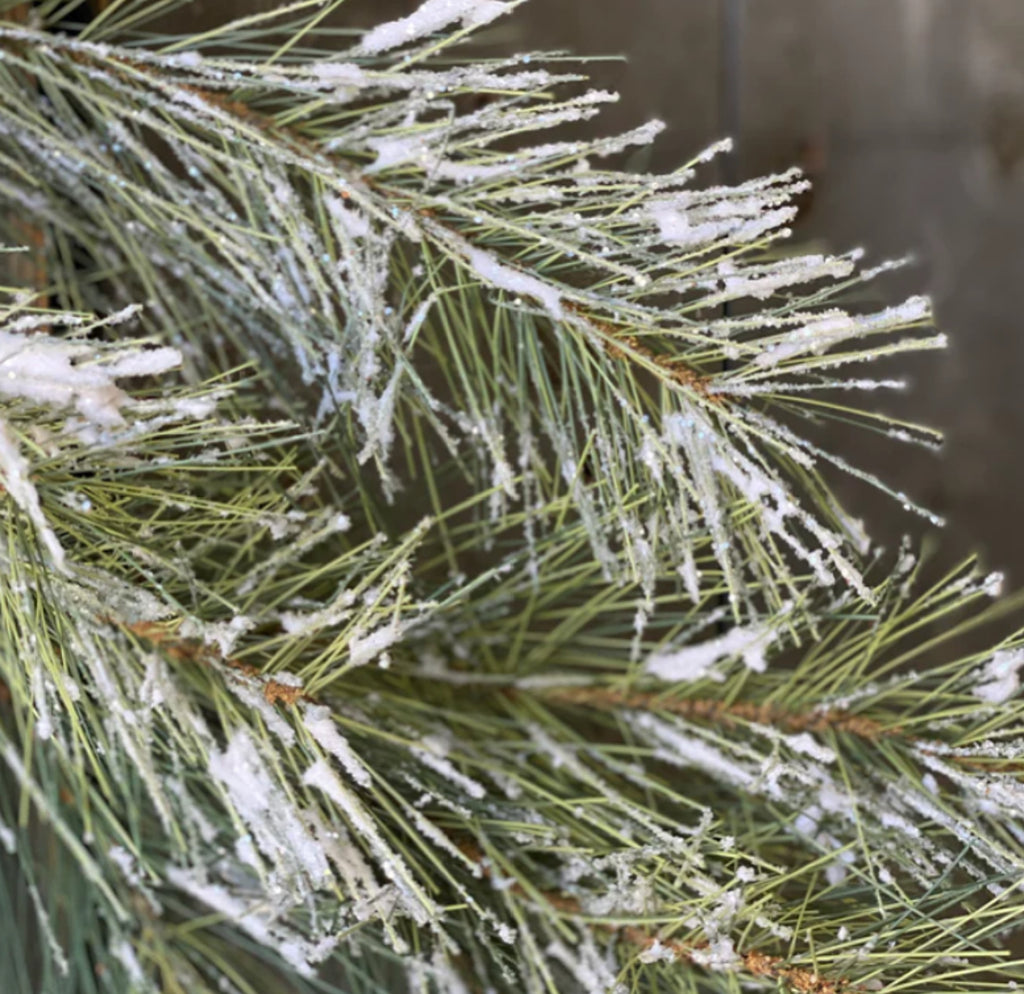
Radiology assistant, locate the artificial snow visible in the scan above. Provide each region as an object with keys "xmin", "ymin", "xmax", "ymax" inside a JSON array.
[
  {"xmin": 179, "ymin": 615, "xmax": 254, "ymax": 657},
  {"xmin": 303, "ymin": 704, "xmax": 372, "ymax": 788},
  {"xmin": 166, "ymin": 867, "xmax": 329, "ymax": 977},
  {"xmin": 0, "ymin": 325, "xmax": 180, "ymax": 427},
  {"xmin": 754, "ymin": 296, "xmax": 931, "ymax": 368},
  {"xmin": 627, "ymin": 713, "xmax": 757, "ymax": 791},
  {"xmin": 110, "ymin": 938, "xmax": 147, "ymax": 987},
  {"xmin": 638, "ymin": 939, "xmax": 679, "ymax": 964},
  {"xmin": 301, "ymin": 759, "xmax": 436, "ymax": 925},
  {"xmin": 359, "ymin": 0, "xmax": 511, "ymax": 55},
  {"xmin": 973, "ymin": 649, "xmax": 1024, "ymax": 705},
  {"xmin": 411, "ymin": 734, "xmax": 487, "ymax": 800},
  {"xmin": 645, "ymin": 619, "xmax": 782, "ymax": 681},
  {"xmin": 465, "ymin": 246, "xmax": 564, "ymax": 320},
  {"xmin": 310, "ymin": 62, "xmax": 369, "ymax": 87},
  {"xmin": 0, "ymin": 813, "xmax": 14, "ymax": 855},
  {"xmin": 349, "ymin": 619, "xmax": 402, "ymax": 668},
  {"xmin": 0, "ymin": 418, "xmax": 66, "ymax": 570},
  {"xmin": 208, "ymin": 729, "xmax": 331, "ymax": 890}
]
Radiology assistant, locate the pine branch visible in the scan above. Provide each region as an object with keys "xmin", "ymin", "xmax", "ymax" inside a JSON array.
[
  {"xmin": 463, "ymin": 838, "xmax": 864, "ymax": 994},
  {"xmin": 1, "ymin": 4, "xmax": 1022, "ymax": 994},
  {"xmin": 0, "ymin": 7, "xmax": 944, "ymax": 614}
]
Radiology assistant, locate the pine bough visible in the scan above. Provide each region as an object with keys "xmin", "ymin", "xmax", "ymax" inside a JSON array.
[{"xmin": 0, "ymin": 2, "xmax": 1021, "ymax": 992}]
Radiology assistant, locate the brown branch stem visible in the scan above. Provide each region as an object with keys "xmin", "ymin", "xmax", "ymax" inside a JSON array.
[
  {"xmin": 537, "ymin": 685, "xmax": 896, "ymax": 741},
  {"xmin": 110, "ymin": 618, "xmax": 308, "ymax": 707}
]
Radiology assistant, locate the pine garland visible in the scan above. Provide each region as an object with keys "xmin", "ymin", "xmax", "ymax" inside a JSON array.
[{"xmin": 1, "ymin": 2, "xmax": 1023, "ymax": 993}]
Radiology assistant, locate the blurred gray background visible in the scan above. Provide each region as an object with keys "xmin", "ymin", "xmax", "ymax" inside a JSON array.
[{"xmin": 184, "ymin": 0, "xmax": 1024, "ymax": 580}]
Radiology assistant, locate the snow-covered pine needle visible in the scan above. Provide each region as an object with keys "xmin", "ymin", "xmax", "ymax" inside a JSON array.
[{"xmin": 1, "ymin": 4, "xmax": 1019, "ymax": 994}]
